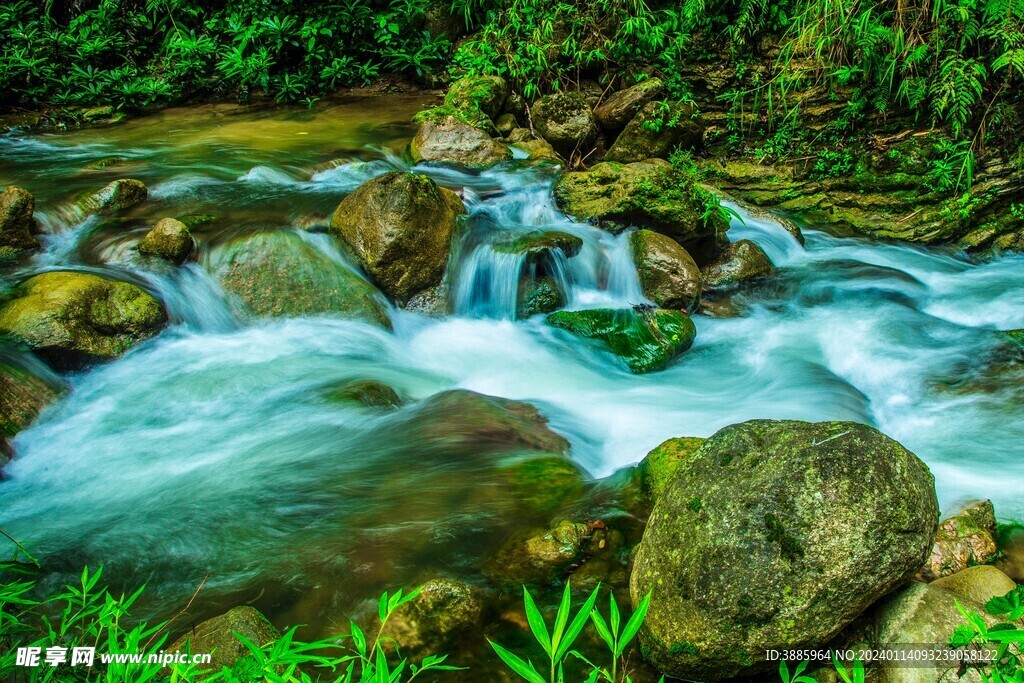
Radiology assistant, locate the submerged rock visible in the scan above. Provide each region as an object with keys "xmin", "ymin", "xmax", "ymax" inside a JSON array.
[
  {"xmin": 553, "ymin": 161, "xmax": 728, "ymax": 259},
  {"xmin": 495, "ymin": 453, "xmax": 588, "ymax": 515},
  {"xmin": 485, "ymin": 519, "xmax": 592, "ymax": 584},
  {"xmin": 408, "ymin": 117, "xmax": 512, "ymax": 168},
  {"xmin": 170, "ymin": 606, "xmax": 279, "ymax": 671},
  {"xmin": 210, "ymin": 231, "xmax": 390, "ymax": 326},
  {"xmin": 702, "ymin": 239, "xmax": 774, "ymax": 287},
  {"xmin": 546, "ymin": 308, "xmax": 696, "ymax": 374},
  {"xmin": 531, "ymin": 92, "xmax": 597, "ymax": 155},
  {"xmin": 595, "ymin": 78, "xmax": 665, "ymax": 130},
  {"xmin": 0, "ymin": 271, "xmax": 166, "ymax": 371},
  {"xmin": 380, "ymin": 578, "xmax": 487, "ymax": 657},
  {"xmin": 81, "ymin": 178, "xmax": 147, "ymax": 214},
  {"xmin": 324, "ymin": 379, "xmax": 403, "ymax": 409},
  {"xmin": 917, "ymin": 499, "xmax": 999, "ymax": 581},
  {"xmin": 605, "ymin": 100, "xmax": 702, "ymax": 163},
  {"xmin": 0, "ymin": 186, "xmax": 40, "ymax": 256},
  {"xmin": 330, "ymin": 172, "xmax": 465, "ymax": 304},
  {"xmin": 630, "ymin": 229, "xmax": 702, "ymax": 311},
  {"xmin": 630, "ymin": 420, "xmax": 939, "ymax": 680},
  {"xmin": 137, "ymin": 217, "xmax": 194, "ymax": 264}
]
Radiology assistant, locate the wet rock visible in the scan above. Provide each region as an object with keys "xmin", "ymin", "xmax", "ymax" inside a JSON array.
[
  {"xmin": 0, "ymin": 186, "xmax": 40, "ymax": 256},
  {"xmin": 631, "ymin": 420, "xmax": 939, "ymax": 680},
  {"xmin": 518, "ymin": 277, "xmax": 565, "ymax": 318},
  {"xmin": 594, "ymin": 78, "xmax": 665, "ymax": 131},
  {"xmin": 917, "ymin": 500, "xmax": 999, "ymax": 581},
  {"xmin": 415, "ymin": 389, "xmax": 570, "ymax": 456},
  {"xmin": 0, "ymin": 356, "xmax": 61, "ymax": 457},
  {"xmin": 553, "ymin": 160, "xmax": 728, "ymax": 259},
  {"xmin": 872, "ymin": 581, "xmax": 1015, "ymax": 683},
  {"xmin": 492, "ymin": 230, "xmax": 583, "ymax": 260},
  {"xmin": 380, "ymin": 578, "xmax": 487, "ymax": 657},
  {"xmin": 634, "ymin": 436, "xmax": 705, "ymax": 504},
  {"xmin": 0, "ymin": 271, "xmax": 166, "ymax": 371},
  {"xmin": 81, "ymin": 178, "xmax": 147, "ymax": 214},
  {"xmin": 445, "ymin": 75, "xmax": 509, "ymax": 120},
  {"xmin": 546, "ymin": 308, "xmax": 696, "ymax": 374},
  {"xmin": 506, "ymin": 128, "xmax": 534, "ymax": 144},
  {"xmin": 702, "ymin": 239, "xmax": 774, "ymax": 287},
  {"xmin": 211, "ymin": 231, "xmax": 391, "ymax": 326},
  {"xmin": 516, "ymin": 138, "xmax": 562, "ymax": 162},
  {"xmin": 170, "ymin": 606, "xmax": 279, "ymax": 671},
  {"xmin": 495, "ymin": 113, "xmax": 518, "ymax": 137},
  {"xmin": 330, "ymin": 172, "xmax": 465, "ymax": 304},
  {"xmin": 137, "ymin": 217, "xmax": 194, "ymax": 264},
  {"xmin": 630, "ymin": 229, "xmax": 702, "ymax": 312},
  {"xmin": 605, "ymin": 100, "xmax": 702, "ymax": 163},
  {"xmin": 931, "ymin": 565, "xmax": 1018, "ymax": 606},
  {"xmin": 530, "ymin": 92, "xmax": 598, "ymax": 155},
  {"xmin": 408, "ymin": 117, "xmax": 512, "ymax": 169},
  {"xmin": 495, "ymin": 453, "xmax": 588, "ymax": 515},
  {"xmin": 485, "ymin": 519, "xmax": 592, "ymax": 584},
  {"xmin": 324, "ymin": 379, "xmax": 403, "ymax": 409}
]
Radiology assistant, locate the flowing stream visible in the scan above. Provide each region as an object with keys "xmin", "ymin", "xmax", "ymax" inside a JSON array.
[{"xmin": 0, "ymin": 96, "xmax": 1022, "ymax": 637}]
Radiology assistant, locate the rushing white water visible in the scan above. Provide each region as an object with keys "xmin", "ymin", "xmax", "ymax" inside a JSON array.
[{"xmin": 0, "ymin": 104, "xmax": 1021, "ymax": 626}]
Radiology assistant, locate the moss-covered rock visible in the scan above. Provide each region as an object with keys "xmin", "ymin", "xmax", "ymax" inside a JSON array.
[
  {"xmin": 635, "ymin": 436, "xmax": 705, "ymax": 504},
  {"xmin": 917, "ymin": 500, "xmax": 999, "ymax": 581},
  {"xmin": 0, "ymin": 186, "xmax": 40, "ymax": 255},
  {"xmin": 630, "ymin": 420, "xmax": 939, "ymax": 680},
  {"xmin": 517, "ymin": 277, "xmax": 565, "ymax": 318},
  {"xmin": 81, "ymin": 178, "xmax": 147, "ymax": 214},
  {"xmin": 594, "ymin": 78, "xmax": 665, "ymax": 130},
  {"xmin": 553, "ymin": 161, "xmax": 728, "ymax": 259},
  {"xmin": 485, "ymin": 519, "xmax": 593, "ymax": 584},
  {"xmin": 0, "ymin": 357, "xmax": 60, "ymax": 453},
  {"xmin": 531, "ymin": 92, "xmax": 598, "ymax": 155},
  {"xmin": 170, "ymin": 606, "xmax": 279, "ymax": 672},
  {"xmin": 330, "ymin": 172, "xmax": 465, "ymax": 304},
  {"xmin": 515, "ymin": 138, "xmax": 562, "ymax": 162},
  {"xmin": 380, "ymin": 578, "xmax": 487, "ymax": 657},
  {"xmin": 137, "ymin": 217, "xmax": 194, "ymax": 264},
  {"xmin": 547, "ymin": 308, "xmax": 696, "ymax": 374},
  {"xmin": 444, "ymin": 75, "xmax": 508, "ymax": 120},
  {"xmin": 605, "ymin": 101, "xmax": 702, "ymax": 163},
  {"xmin": 702, "ymin": 239, "xmax": 774, "ymax": 288},
  {"xmin": 494, "ymin": 112, "xmax": 517, "ymax": 136},
  {"xmin": 495, "ymin": 453, "xmax": 588, "ymax": 515},
  {"xmin": 408, "ymin": 117, "xmax": 512, "ymax": 169},
  {"xmin": 630, "ymin": 229, "xmax": 702, "ymax": 312},
  {"xmin": 209, "ymin": 231, "xmax": 390, "ymax": 326},
  {"xmin": 324, "ymin": 379, "xmax": 403, "ymax": 409},
  {"xmin": 492, "ymin": 230, "xmax": 583, "ymax": 260},
  {"xmin": 0, "ymin": 271, "xmax": 166, "ymax": 371}
]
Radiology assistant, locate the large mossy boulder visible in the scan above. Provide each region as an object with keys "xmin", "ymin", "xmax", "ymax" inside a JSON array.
[
  {"xmin": 0, "ymin": 271, "xmax": 166, "ymax": 371},
  {"xmin": 81, "ymin": 178, "xmax": 147, "ymax": 214},
  {"xmin": 170, "ymin": 606, "xmax": 279, "ymax": 672},
  {"xmin": 380, "ymin": 578, "xmax": 487, "ymax": 657},
  {"xmin": 594, "ymin": 78, "xmax": 665, "ymax": 130},
  {"xmin": 0, "ymin": 186, "xmax": 40, "ymax": 255},
  {"xmin": 553, "ymin": 161, "xmax": 728, "ymax": 260},
  {"xmin": 209, "ymin": 231, "xmax": 390, "ymax": 326},
  {"xmin": 330, "ymin": 172, "xmax": 465, "ymax": 304},
  {"xmin": 531, "ymin": 92, "xmax": 598, "ymax": 155},
  {"xmin": 917, "ymin": 500, "xmax": 999, "ymax": 581},
  {"xmin": 605, "ymin": 100, "xmax": 702, "ymax": 163},
  {"xmin": 408, "ymin": 117, "xmax": 512, "ymax": 169},
  {"xmin": 630, "ymin": 229, "xmax": 702, "ymax": 312},
  {"xmin": 630, "ymin": 420, "xmax": 939, "ymax": 680},
  {"xmin": 137, "ymin": 217, "xmax": 194, "ymax": 264},
  {"xmin": 701, "ymin": 239, "xmax": 774, "ymax": 287},
  {"xmin": 546, "ymin": 308, "xmax": 696, "ymax": 374},
  {"xmin": 444, "ymin": 75, "xmax": 508, "ymax": 120}
]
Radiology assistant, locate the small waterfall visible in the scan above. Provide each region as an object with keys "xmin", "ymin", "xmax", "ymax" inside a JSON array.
[
  {"xmin": 453, "ymin": 246, "xmax": 529, "ymax": 319},
  {"xmin": 142, "ymin": 264, "xmax": 238, "ymax": 332}
]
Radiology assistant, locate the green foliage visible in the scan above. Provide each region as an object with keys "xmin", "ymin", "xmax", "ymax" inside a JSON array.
[
  {"xmin": 951, "ymin": 585, "xmax": 1024, "ymax": 683},
  {"xmin": 0, "ymin": 0, "xmax": 450, "ymax": 108},
  {"xmin": 491, "ymin": 581, "xmax": 658, "ymax": 683}
]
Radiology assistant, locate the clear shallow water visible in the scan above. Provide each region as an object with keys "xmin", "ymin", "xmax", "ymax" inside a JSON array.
[{"xmin": 0, "ymin": 98, "xmax": 1022, "ymax": 632}]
